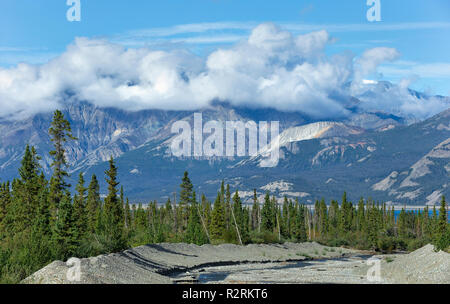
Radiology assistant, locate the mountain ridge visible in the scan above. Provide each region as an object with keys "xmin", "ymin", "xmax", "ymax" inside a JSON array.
[{"xmin": 0, "ymin": 101, "xmax": 448, "ymax": 205}]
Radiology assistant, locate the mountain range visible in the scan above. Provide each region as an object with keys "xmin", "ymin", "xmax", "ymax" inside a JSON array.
[{"xmin": 0, "ymin": 87, "xmax": 449, "ymax": 206}]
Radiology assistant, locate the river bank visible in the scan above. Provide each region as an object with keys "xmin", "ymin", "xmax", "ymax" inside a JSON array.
[{"xmin": 23, "ymin": 242, "xmax": 449, "ymax": 284}]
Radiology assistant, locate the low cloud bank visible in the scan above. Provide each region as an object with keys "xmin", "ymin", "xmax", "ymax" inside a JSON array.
[{"xmin": 0, "ymin": 23, "xmax": 448, "ymax": 120}]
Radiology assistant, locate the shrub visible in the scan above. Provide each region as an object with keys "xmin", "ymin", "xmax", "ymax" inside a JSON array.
[
  {"xmin": 407, "ymin": 238, "xmax": 427, "ymax": 252},
  {"xmin": 377, "ymin": 237, "xmax": 395, "ymax": 253}
]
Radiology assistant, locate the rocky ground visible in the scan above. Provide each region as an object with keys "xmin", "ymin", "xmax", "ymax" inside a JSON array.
[{"xmin": 23, "ymin": 242, "xmax": 449, "ymax": 284}]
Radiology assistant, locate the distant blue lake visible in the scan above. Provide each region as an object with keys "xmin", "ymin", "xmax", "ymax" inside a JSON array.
[{"xmin": 393, "ymin": 210, "xmax": 449, "ymax": 222}]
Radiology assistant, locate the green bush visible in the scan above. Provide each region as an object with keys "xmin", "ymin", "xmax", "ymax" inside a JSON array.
[
  {"xmin": 433, "ymin": 228, "xmax": 450, "ymax": 252},
  {"xmin": 377, "ymin": 237, "xmax": 395, "ymax": 253},
  {"xmin": 262, "ymin": 231, "xmax": 280, "ymax": 244},
  {"xmin": 407, "ymin": 238, "xmax": 427, "ymax": 252},
  {"xmin": 394, "ymin": 239, "xmax": 408, "ymax": 251}
]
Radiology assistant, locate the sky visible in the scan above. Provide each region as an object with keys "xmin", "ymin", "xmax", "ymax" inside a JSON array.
[{"xmin": 0, "ymin": 0, "xmax": 449, "ymax": 119}]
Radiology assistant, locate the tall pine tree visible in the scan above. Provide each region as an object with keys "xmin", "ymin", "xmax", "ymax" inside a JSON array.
[
  {"xmin": 434, "ymin": 196, "xmax": 449, "ymax": 251},
  {"xmin": 102, "ymin": 157, "xmax": 125, "ymax": 251},
  {"xmin": 48, "ymin": 110, "xmax": 76, "ymax": 223}
]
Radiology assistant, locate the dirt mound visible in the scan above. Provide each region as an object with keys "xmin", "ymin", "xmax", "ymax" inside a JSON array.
[{"xmin": 381, "ymin": 244, "xmax": 450, "ymax": 284}]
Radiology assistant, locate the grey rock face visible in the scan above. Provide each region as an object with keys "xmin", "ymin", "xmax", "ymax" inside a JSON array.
[{"xmin": 0, "ymin": 102, "xmax": 448, "ymax": 205}]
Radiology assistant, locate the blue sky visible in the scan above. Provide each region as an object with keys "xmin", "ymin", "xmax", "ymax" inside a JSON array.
[
  {"xmin": 1, "ymin": 0, "xmax": 449, "ymax": 95},
  {"xmin": 0, "ymin": 0, "xmax": 449, "ymax": 119}
]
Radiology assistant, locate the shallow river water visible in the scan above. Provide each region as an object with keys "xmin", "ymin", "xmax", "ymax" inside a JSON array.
[{"xmin": 170, "ymin": 255, "xmax": 381, "ymax": 284}]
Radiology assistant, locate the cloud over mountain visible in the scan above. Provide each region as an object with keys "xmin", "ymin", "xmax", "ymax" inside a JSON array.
[{"xmin": 0, "ymin": 23, "xmax": 448, "ymax": 120}]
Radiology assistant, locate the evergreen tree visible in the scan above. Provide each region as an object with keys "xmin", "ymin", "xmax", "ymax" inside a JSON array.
[
  {"xmin": 48, "ymin": 110, "xmax": 76, "ymax": 222},
  {"xmin": 202, "ymin": 195, "xmax": 212, "ymax": 230},
  {"xmin": 232, "ymin": 191, "xmax": 248, "ymax": 244},
  {"xmin": 224, "ymin": 184, "xmax": 232, "ymax": 231},
  {"xmin": 86, "ymin": 174, "xmax": 101, "ymax": 233},
  {"xmin": 287, "ymin": 199, "xmax": 296, "ymax": 239},
  {"xmin": 318, "ymin": 199, "xmax": 328, "ymax": 236},
  {"xmin": 13, "ymin": 145, "xmax": 42, "ymax": 232},
  {"xmin": 29, "ymin": 182, "xmax": 52, "ymax": 267},
  {"xmin": 328, "ymin": 200, "xmax": 340, "ymax": 236},
  {"xmin": 102, "ymin": 157, "xmax": 125, "ymax": 251},
  {"xmin": 398, "ymin": 208, "xmax": 407, "ymax": 238},
  {"xmin": 422, "ymin": 206, "xmax": 432, "ymax": 240},
  {"xmin": 367, "ymin": 204, "xmax": 379, "ymax": 249},
  {"xmin": 261, "ymin": 192, "xmax": 274, "ymax": 232},
  {"xmin": 294, "ymin": 204, "xmax": 307, "ymax": 242},
  {"xmin": 281, "ymin": 196, "xmax": 290, "ymax": 238},
  {"xmin": 432, "ymin": 206, "xmax": 438, "ymax": 233},
  {"xmin": 185, "ymin": 192, "xmax": 209, "ymax": 245},
  {"xmin": 179, "ymin": 171, "xmax": 193, "ymax": 226},
  {"xmin": 134, "ymin": 203, "xmax": 148, "ymax": 232},
  {"xmin": 73, "ymin": 172, "xmax": 87, "ymax": 241},
  {"xmin": 434, "ymin": 196, "xmax": 449, "ymax": 251},
  {"xmin": 0, "ymin": 182, "xmax": 11, "ymax": 236},
  {"xmin": 210, "ymin": 193, "xmax": 226, "ymax": 242},
  {"xmin": 51, "ymin": 191, "xmax": 77, "ymax": 260},
  {"xmin": 339, "ymin": 192, "xmax": 353, "ymax": 234},
  {"xmin": 124, "ymin": 198, "xmax": 131, "ymax": 230},
  {"xmin": 251, "ymin": 189, "xmax": 260, "ymax": 231},
  {"xmin": 356, "ymin": 198, "xmax": 366, "ymax": 233}
]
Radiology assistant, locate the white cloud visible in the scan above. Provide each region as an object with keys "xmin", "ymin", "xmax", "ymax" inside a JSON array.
[
  {"xmin": 356, "ymin": 79, "xmax": 449, "ymax": 120},
  {"xmin": 0, "ymin": 23, "xmax": 448, "ymax": 120},
  {"xmin": 355, "ymin": 47, "xmax": 400, "ymax": 78},
  {"xmin": 113, "ymin": 21, "xmax": 450, "ymax": 49}
]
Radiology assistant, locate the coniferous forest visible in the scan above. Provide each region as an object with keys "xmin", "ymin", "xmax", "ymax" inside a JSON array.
[{"xmin": 0, "ymin": 110, "xmax": 449, "ymax": 283}]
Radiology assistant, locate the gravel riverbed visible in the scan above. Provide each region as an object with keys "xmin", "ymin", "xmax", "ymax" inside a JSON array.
[{"xmin": 23, "ymin": 243, "xmax": 449, "ymax": 284}]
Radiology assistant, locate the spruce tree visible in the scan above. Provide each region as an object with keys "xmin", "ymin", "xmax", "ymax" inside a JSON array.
[
  {"xmin": 179, "ymin": 171, "xmax": 193, "ymax": 228},
  {"xmin": 210, "ymin": 193, "xmax": 226, "ymax": 242},
  {"xmin": 281, "ymin": 196, "xmax": 289, "ymax": 238},
  {"xmin": 434, "ymin": 196, "xmax": 449, "ymax": 251},
  {"xmin": 13, "ymin": 145, "xmax": 42, "ymax": 232},
  {"xmin": 294, "ymin": 204, "xmax": 307, "ymax": 242},
  {"xmin": 0, "ymin": 182, "xmax": 11, "ymax": 236},
  {"xmin": 86, "ymin": 174, "xmax": 101, "ymax": 233},
  {"xmin": 232, "ymin": 190, "xmax": 248, "ymax": 244},
  {"xmin": 51, "ymin": 191, "xmax": 77, "ymax": 260},
  {"xmin": 124, "ymin": 198, "xmax": 132, "ymax": 230},
  {"xmin": 339, "ymin": 192, "xmax": 352, "ymax": 234},
  {"xmin": 398, "ymin": 208, "xmax": 407, "ymax": 238},
  {"xmin": 185, "ymin": 192, "xmax": 208, "ymax": 245},
  {"xmin": 319, "ymin": 198, "xmax": 328, "ymax": 236},
  {"xmin": 261, "ymin": 192, "xmax": 274, "ymax": 232},
  {"xmin": 367, "ymin": 204, "xmax": 379, "ymax": 249},
  {"xmin": 48, "ymin": 110, "xmax": 76, "ymax": 222},
  {"xmin": 29, "ymin": 183, "xmax": 52, "ymax": 268},
  {"xmin": 251, "ymin": 189, "xmax": 260, "ymax": 231},
  {"xmin": 328, "ymin": 200, "xmax": 340, "ymax": 236},
  {"xmin": 356, "ymin": 198, "xmax": 366, "ymax": 233},
  {"xmin": 134, "ymin": 203, "xmax": 148, "ymax": 231},
  {"xmin": 422, "ymin": 206, "xmax": 432, "ymax": 240},
  {"xmin": 202, "ymin": 196, "xmax": 212, "ymax": 230},
  {"xmin": 102, "ymin": 157, "xmax": 125, "ymax": 251},
  {"xmin": 73, "ymin": 172, "xmax": 87, "ymax": 241},
  {"xmin": 432, "ymin": 206, "xmax": 438, "ymax": 233},
  {"xmin": 225, "ymin": 184, "xmax": 232, "ymax": 231}
]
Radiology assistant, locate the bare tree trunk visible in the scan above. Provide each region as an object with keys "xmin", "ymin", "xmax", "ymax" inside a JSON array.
[
  {"xmin": 230, "ymin": 204, "xmax": 243, "ymax": 245},
  {"xmin": 307, "ymin": 207, "xmax": 311, "ymax": 241},
  {"xmin": 258, "ymin": 207, "xmax": 261, "ymax": 233},
  {"xmin": 276, "ymin": 212, "xmax": 281, "ymax": 242},
  {"xmin": 197, "ymin": 202, "xmax": 211, "ymax": 243},
  {"xmin": 312, "ymin": 208, "xmax": 316, "ymax": 240},
  {"xmin": 173, "ymin": 191, "xmax": 177, "ymax": 234}
]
